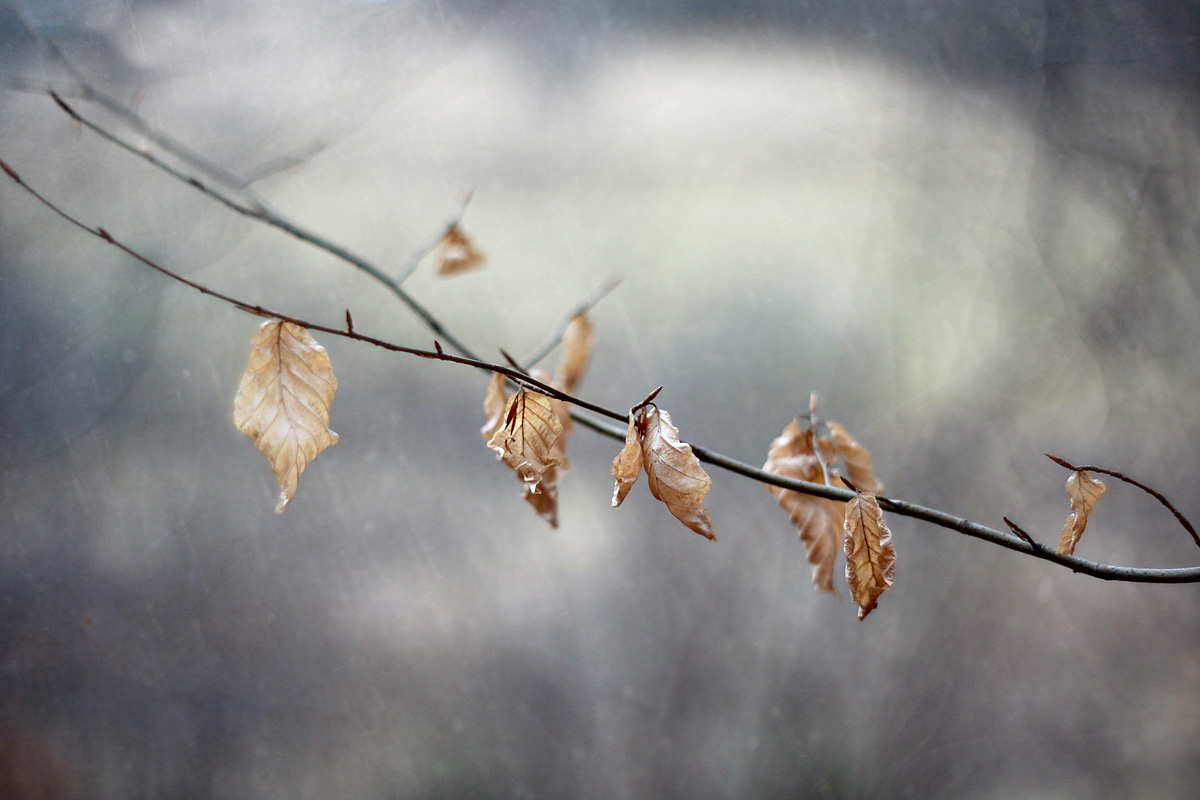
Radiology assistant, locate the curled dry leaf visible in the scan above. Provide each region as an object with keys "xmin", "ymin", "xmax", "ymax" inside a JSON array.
[
  {"xmin": 482, "ymin": 373, "xmax": 571, "ymax": 527},
  {"xmin": 827, "ymin": 421, "xmax": 883, "ymax": 494},
  {"xmin": 233, "ymin": 319, "xmax": 339, "ymax": 513},
  {"xmin": 480, "ymin": 372, "xmax": 509, "ymax": 445},
  {"xmin": 486, "ymin": 387, "xmax": 563, "ymax": 486},
  {"xmin": 434, "ymin": 224, "xmax": 485, "ymax": 276},
  {"xmin": 641, "ymin": 408, "xmax": 715, "ymax": 540},
  {"xmin": 843, "ymin": 493, "xmax": 896, "ymax": 620},
  {"xmin": 1057, "ymin": 470, "xmax": 1107, "ymax": 555},
  {"xmin": 555, "ymin": 312, "xmax": 594, "ymax": 394},
  {"xmin": 611, "ymin": 414, "xmax": 643, "ymax": 508},
  {"xmin": 522, "ymin": 369, "xmax": 573, "ymax": 528},
  {"xmin": 762, "ymin": 419, "xmax": 844, "ymax": 593}
]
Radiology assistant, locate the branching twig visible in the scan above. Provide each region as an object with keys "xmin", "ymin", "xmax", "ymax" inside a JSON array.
[
  {"xmin": 6, "ymin": 155, "xmax": 1200, "ymax": 585},
  {"xmin": 1047, "ymin": 454, "xmax": 1200, "ymax": 550},
  {"xmin": 45, "ymin": 92, "xmax": 482, "ymax": 361},
  {"xmin": 522, "ymin": 274, "xmax": 622, "ymax": 369}
]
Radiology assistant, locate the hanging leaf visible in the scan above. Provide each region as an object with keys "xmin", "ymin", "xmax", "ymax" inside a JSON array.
[
  {"xmin": 763, "ymin": 419, "xmax": 843, "ymax": 592},
  {"xmin": 1057, "ymin": 470, "xmax": 1107, "ymax": 555},
  {"xmin": 843, "ymin": 492, "xmax": 896, "ymax": 620},
  {"xmin": 480, "ymin": 372, "xmax": 509, "ymax": 445},
  {"xmin": 233, "ymin": 319, "xmax": 339, "ymax": 513},
  {"xmin": 481, "ymin": 372, "xmax": 571, "ymax": 528},
  {"xmin": 827, "ymin": 421, "xmax": 883, "ymax": 494},
  {"xmin": 434, "ymin": 223, "xmax": 485, "ymax": 276},
  {"xmin": 521, "ymin": 369, "xmax": 573, "ymax": 528},
  {"xmin": 486, "ymin": 387, "xmax": 564, "ymax": 486},
  {"xmin": 611, "ymin": 413, "xmax": 643, "ymax": 508},
  {"xmin": 763, "ymin": 454, "xmax": 846, "ymax": 594},
  {"xmin": 555, "ymin": 312, "xmax": 595, "ymax": 394},
  {"xmin": 640, "ymin": 408, "xmax": 715, "ymax": 540}
]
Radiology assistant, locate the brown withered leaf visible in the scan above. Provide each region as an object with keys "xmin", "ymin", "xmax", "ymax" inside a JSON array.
[
  {"xmin": 827, "ymin": 421, "xmax": 883, "ymax": 494},
  {"xmin": 763, "ymin": 419, "xmax": 843, "ymax": 593},
  {"xmin": 233, "ymin": 319, "xmax": 339, "ymax": 513},
  {"xmin": 1057, "ymin": 470, "xmax": 1107, "ymax": 555},
  {"xmin": 843, "ymin": 492, "xmax": 896, "ymax": 620},
  {"xmin": 611, "ymin": 414, "xmax": 643, "ymax": 508},
  {"xmin": 640, "ymin": 408, "xmax": 715, "ymax": 540},
  {"xmin": 487, "ymin": 387, "xmax": 564, "ymax": 486},
  {"xmin": 522, "ymin": 369, "xmax": 573, "ymax": 528},
  {"xmin": 555, "ymin": 313, "xmax": 594, "ymax": 394},
  {"xmin": 434, "ymin": 224, "xmax": 485, "ymax": 276},
  {"xmin": 763, "ymin": 454, "xmax": 847, "ymax": 593},
  {"xmin": 480, "ymin": 372, "xmax": 509, "ymax": 445}
]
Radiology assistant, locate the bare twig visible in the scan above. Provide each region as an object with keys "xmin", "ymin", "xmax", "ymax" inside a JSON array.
[
  {"xmin": 522, "ymin": 275, "xmax": 623, "ymax": 369},
  {"xmin": 1046, "ymin": 454, "xmax": 1200, "ymax": 551},
  {"xmin": 45, "ymin": 91, "xmax": 482, "ymax": 360},
  {"xmin": 6, "ymin": 156, "xmax": 1200, "ymax": 584},
  {"xmin": 1003, "ymin": 517, "xmax": 1039, "ymax": 548}
]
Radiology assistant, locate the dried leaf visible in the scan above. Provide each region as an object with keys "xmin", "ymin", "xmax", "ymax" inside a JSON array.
[
  {"xmin": 1057, "ymin": 470, "xmax": 1107, "ymax": 555},
  {"xmin": 641, "ymin": 408, "xmax": 715, "ymax": 539},
  {"xmin": 843, "ymin": 493, "xmax": 896, "ymax": 620},
  {"xmin": 487, "ymin": 387, "xmax": 564, "ymax": 486},
  {"xmin": 763, "ymin": 419, "xmax": 844, "ymax": 592},
  {"xmin": 827, "ymin": 421, "xmax": 883, "ymax": 494},
  {"xmin": 480, "ymin": 372, "xmax": 509, "ymax": 445},
  {"xmin": 434, "ymin": 224, "xmax": 485, "ymax": 276},
  {"xmin": 611, "ymin": 414, "xmax": 643, "ymax": 507},
  {"xmin": 520, "ymin": 369, "xmax": 573, "ymax": 528},
  {"xmin": 233, "ymin": 319, "xmax": 339, "ymax": 513},
  {"xmin": 763, "ymin": 454, "xmax": 846, "ymax": 593},
  {"xmin": 766, "ymin": 419, "xmax": 836, "ymax": 465},
  {"xmin": 555, "ymin": 312, "xmax": 595, "ymax": 394}
]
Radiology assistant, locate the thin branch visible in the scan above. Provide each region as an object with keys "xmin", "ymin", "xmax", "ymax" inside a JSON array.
[
  {"xmin": 6, "ymin": 156, "xmax": 1200, "ymax": 585},
  {"xmin": 46, "ymin": 92, "xmax": 483, "ymax": 361},
  {"xmin": 0, "ymin": 158, "xmax": 618, "ymax": 421},
  {"xmin": 1047, "ymin": 454, "xmax": 1200, "ymax": 550},
  {"xmin": 522, "ymin": 275, "xmax": 623, "ymax": 369}
]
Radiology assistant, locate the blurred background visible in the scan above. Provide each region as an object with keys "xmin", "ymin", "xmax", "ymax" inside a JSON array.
[{"xmin": 2, "ymin": 0, "xmax": 1200, "ymax": 797}]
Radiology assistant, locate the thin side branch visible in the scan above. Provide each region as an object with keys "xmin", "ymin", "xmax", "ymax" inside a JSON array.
[
  {"xmin": 6, "ymin": 156, "xmax": 1200, "ymax": 585},
  {"xmin": 46, "ymin": 92, "xmax": 483, "ymax": 361},
  {"xmin": 1047, "ymin": 454, "xmax": 1200, "ymax": 550},
  {"xmin": 522, "ymin": 275, "xmax": 623, "ymax": 369}
]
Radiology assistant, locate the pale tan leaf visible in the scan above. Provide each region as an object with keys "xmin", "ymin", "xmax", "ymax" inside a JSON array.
[
  {"xmin": 480, "ymin": 372, "xmax": 509, "ymax": 445},
  {"xmin": 827, "ymin": 421, "xmax": 884, "ymax": 494},
  {"xmin": 611, "ymin": 414, "xmax": 642, "ymax": 508},
  {"xmin": 766, "ymin": 419, "xmax": 836, "ymax": 465},
  {"xmin": 522, "ymin": 481, "xmax": 560, "ymax": 528},
  {"xmin": 555, "ymin": 312, "xmax": 595, "ymax": 394},
  {"xmin": 233, "ymin": 319, "xmax": 339, "ymax": 513},
  {"xmin": 763, "ymin": 454, "xmax": 846, "ymax": 593},
  {"xmin": 486, "ymin": 388, "xmax": 564, "ymax": 486},
  {"xmin": 763, "ymin": 418, "xmax": 844, "ymax": 592},
  {"xmin": 521, "ymin": 369, "xmax": 573, "ymax": 529},
  {"xmin": 1057, "ymin": 470, "xmax": 1107, "ymax": 555},
  {"xmin": 843, "ymin": 493, "xmax": 897, "ymax": 620},
  {"xmin": 434, "ymin": 224, "xmax": 485, "ymax": 276},
  {"xmin": 641, "ymin": 408, "xmax": 715, "ymax": 539}
]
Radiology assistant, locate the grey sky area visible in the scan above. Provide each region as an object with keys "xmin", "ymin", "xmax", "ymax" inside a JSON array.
[{"xmin": 2, "ymin": 1, "xmax": 1200, "ymax": 797}]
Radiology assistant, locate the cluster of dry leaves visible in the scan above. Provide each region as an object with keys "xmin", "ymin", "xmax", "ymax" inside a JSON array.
[{"xmin": 228, "ymin": 225, "xmax": 1110, "ymax": 619}]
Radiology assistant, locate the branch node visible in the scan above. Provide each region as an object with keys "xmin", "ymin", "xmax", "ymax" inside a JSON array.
[
  {"xmin": 49, "ymin": 90, "xmax": 79, "ymax": 120},
  {"xmin": 1004, "ymin": 516, "xmax": 1039, "ymax": 549},
  {"xmin": 345, "ymin": 309, "xmax": 354, "ymax": 334},
  {"xmin": 1045, "ymin": 453, "xmax": 1076, "ymax": 470}
]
